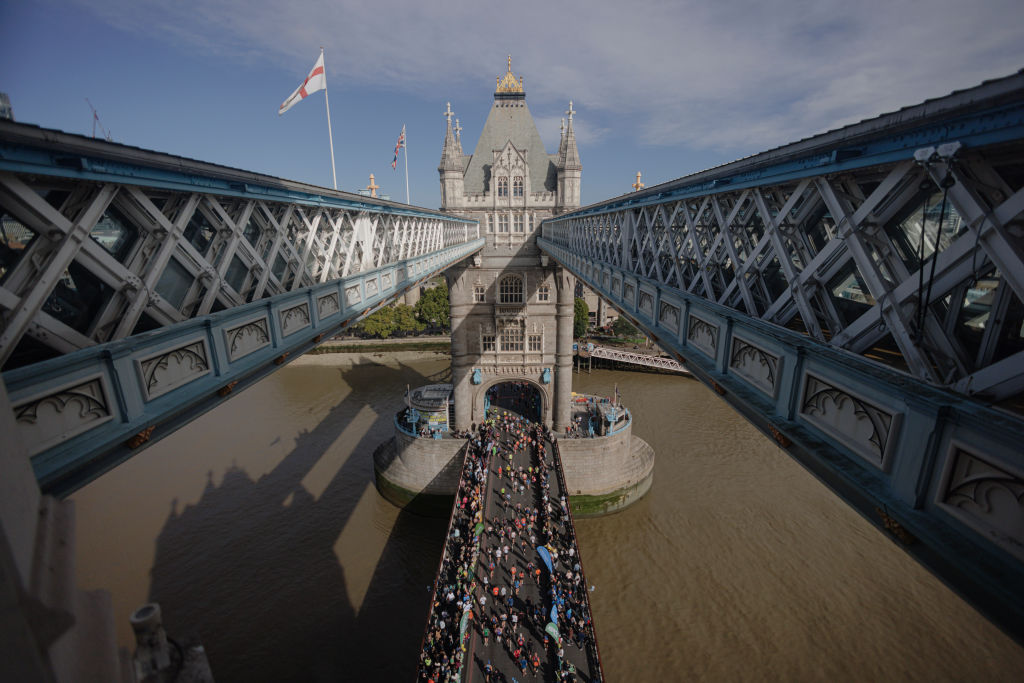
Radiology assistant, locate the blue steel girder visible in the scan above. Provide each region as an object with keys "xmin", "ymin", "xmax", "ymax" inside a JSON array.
[
  {"xmin": 540, "ymin": 235, "xmax": 1024, "ymax": 642},
  {"xmin": 0, "ymin": 120, "xmax": 478, "ymax": 371},
  {"xmin": 538, "ymin": 71, "xmax": 1024, "ymax": 640},
  {"xmin": 3, "ymin": 237, "xmax": 484, "ymax": 497}
]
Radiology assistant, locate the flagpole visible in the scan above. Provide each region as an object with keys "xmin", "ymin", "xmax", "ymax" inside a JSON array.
[
  {"xmin": 403, "ymin": 125, "xmax": 410, "ymax": 204},
  {"xmin": 321, "ymin": 47, "xmax": 338, "ymax": 190}
]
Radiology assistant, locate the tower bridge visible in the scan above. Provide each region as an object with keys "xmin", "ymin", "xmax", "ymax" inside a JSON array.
[
  {"xmin": 2, "ymin": 64, "xmax": 1024, "ymax": 679},
  {"xmin": 539, "ymin": 70, "xmax": 1024, "ymax": 641}
]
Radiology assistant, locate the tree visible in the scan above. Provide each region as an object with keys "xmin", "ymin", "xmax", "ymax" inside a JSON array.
[
  {"xmin": 415, "ymin": 280, "xmax": 450, "ymax": 330},
  {"xmin": 356, "ymin": 306, "xmax": 398, "ymax": 338},
  {"xmin": 393, "ymin": 303, "xmax": 426, "ymax": 335},
  {"xmin": 573, "ymin": 297, "xmax": 589, "ymax": 338},
  {"xmin": 612, "ymin": 315, "xmax": 638, "ymax": 338}
]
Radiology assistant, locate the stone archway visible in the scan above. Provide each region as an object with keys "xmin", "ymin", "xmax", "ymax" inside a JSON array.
[{"xmin": 479, "ymin": 379, "xmax": 546, "ymax": 424}]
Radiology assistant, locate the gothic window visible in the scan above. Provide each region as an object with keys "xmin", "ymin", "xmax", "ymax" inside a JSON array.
[
  {"xmin": 513, "ymin": 177, "xmax": 523, "ymax": 197},
  {"xmin": 528, "ymin": 333, "xmax": 542, "ymax": 352},
  {"xmin": 526, "ymin": 213, "xmax": 533, "ymax": 233},
  {"xmin": 499, "ymin": 214, "xmax": 509, "ymax": 233},
  {"xmin": 499, "ymin": 275, "xmax": 524, "ymax": 304},
  {"xmin": 498, "ymin": 177, "xmax": 508, "ymax": 198},
  {"xmin": 501, "ymin": 323, "xmax": 524, "ymax": 352},
  {"xmin": 482, "ymin": 333, "xmax": 496, "ymax": 352},
  {"xmin": 538, "ymin": 284, "xmax": 550, "ymax": 302},
  {"xmin": 513, "ymin": 214, "xmax": 523, "ymax": 233},
  {"xmin": 474, "ymin": 284, "xmax": 486, "ymax": 303}
]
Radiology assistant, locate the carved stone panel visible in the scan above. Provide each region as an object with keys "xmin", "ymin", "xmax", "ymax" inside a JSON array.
[
  {"xmin": 624, "ymin": 282, "xmax": 635, "ymax": 302},
  {"xmin": 366, "ymin": 278, "xmax": 379, "ymax": 297},
  {"xmin": 729, "ymin": 336, "xmax": 780, "ymax": 397},
  {"xmin": 225, "ymin": 316, "xmax": 271, "ymax": 361},
  {"xmin": 612, "ymin": 278, "xmax": 621, "ymax": 296},
  {"xmin": 280, "ymin": 302, "xmax": 311, "ymax": 337},
  {"xmin": 345, "ymin": 285, "xmax": 362, "ymax": 305},
  {"xmin": 137, "ymin": 339, "xmax": 211, "ymax": 401},
  {"xmin": 940, "ymin": 446, "xmax": 1024, "ymax": 560},
  {"xmin": 659, "ymin": 301, "xmax": 680, "ymax": 334},
  {"xmin": 317, "ymin": 292, "xmax": 340, "ymax": 319},
  {"xmin": 13, "ymin": 375, "xmax": 113, "ymax": 455},
  {"xmin": 382, "ymin": 272, "xmax": 393, "ymax": 290},
  {"xmin": 638, "ymin": 291, "xmax": 653, "ymax": 316},
  {"xmin": 799, "ymin": 373, "xmax": 897, "ymax": 468},
  {"xmin": 687, "ymin": 313, "xmax": 718, "ymax": 359}
]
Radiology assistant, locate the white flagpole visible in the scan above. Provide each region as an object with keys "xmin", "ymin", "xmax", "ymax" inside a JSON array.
[
  {"xmin": 321, "ymin": 47, "xmax": 338, "ymax": 190},
  {"xmin": 403, "ymin": 125, "xmax": 410, "ymax": 204}
]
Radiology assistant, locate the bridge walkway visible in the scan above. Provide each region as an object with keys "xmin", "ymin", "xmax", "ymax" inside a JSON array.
[{"xmin": 419, "ymin": 411, "xmax": 602, "ymax": 682}]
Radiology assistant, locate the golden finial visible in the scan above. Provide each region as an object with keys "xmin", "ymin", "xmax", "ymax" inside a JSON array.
[
  {"xmin": 632, "ymin": 172, "xmax": 645, "ymax": 192},
  {"xmin": 496, "ymin": 56, "xmax": 524, "ymax": 94},
  {"xmin": 367, "ymin": 173, "xmax": 380, "ymax": 197}
]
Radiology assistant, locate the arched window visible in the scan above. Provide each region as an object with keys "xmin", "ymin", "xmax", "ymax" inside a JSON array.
[
  {"xmin": 513, "ymin": 177, "xmax": 523, "ymax": 198},
  {"xmin": 499, "ymin": 214, "xmax": 509, "ymax": 233},
  {"xmin": 513, "ymin": 214, "xmax": 524, "ymax": 233},
  {"xmin": 497, "ymin": 177, "xmax": 508, "ymax": 197},
  {"xmin": 499, "ymin": 274, "xmax": 523, "ymax": 303}
]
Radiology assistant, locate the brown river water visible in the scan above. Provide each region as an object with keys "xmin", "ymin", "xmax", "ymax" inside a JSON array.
[{"xmin": 70, "ymin": 351, "xmax": 1023, "ymax": 681}]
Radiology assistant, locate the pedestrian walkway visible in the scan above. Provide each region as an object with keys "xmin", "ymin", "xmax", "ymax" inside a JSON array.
[{"xmin": 418, "ymin": 409, "xmax": 603, "ymax": 682}]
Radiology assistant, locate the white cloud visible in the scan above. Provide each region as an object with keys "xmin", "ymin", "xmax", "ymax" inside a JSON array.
[{"xmin": 74, "ymin": 0, "xmax": 1024, "ymax": 152}]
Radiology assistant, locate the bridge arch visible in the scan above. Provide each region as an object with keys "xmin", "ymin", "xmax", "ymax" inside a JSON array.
[{"xmin": 477, "ymin": 377, "xmax": 546, "ymax": 425}]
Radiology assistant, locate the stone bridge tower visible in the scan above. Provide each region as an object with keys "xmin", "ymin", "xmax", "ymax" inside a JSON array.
[{"xmin": 439, "ymin": 57, "xmax": 581, "ymax": 431}]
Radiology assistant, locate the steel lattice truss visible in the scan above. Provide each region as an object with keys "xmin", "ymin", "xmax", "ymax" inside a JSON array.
[
  {"xmin": 546, "ymin": 134, "xmax": 1024, "ymax": 403},
  {"xmin": 0, "ymin": 123, "xmax": 477, "ymax": 371}
]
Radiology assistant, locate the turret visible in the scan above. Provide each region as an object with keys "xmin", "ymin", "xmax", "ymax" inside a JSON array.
[
  {"xmin": 556, "ymin": 101, "xmax": 581, "ymax": 211},
  {"xmin": 438, "ymin": 102, "xmax": 464, "ymax": 209}
]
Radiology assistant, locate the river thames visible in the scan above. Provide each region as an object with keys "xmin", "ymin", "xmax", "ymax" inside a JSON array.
[{"xmin": 70, "ymin": 351, "xmax": 1023, "ymax": 680}]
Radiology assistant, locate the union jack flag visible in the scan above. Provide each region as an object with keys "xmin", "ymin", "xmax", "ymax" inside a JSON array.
[{"xmin": 392, "ymin": 125, "xmax": 406, "ymax": 169}]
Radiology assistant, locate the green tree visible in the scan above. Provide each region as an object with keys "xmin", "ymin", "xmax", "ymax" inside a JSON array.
[
  {"xmin": 415, "ymin": 280, "xmax": 450, "ymax": 330},
  {"xmin": 394, "ymin": 303, "xmax": 426, "ymax": 335},
  {"xmin": 612, "ymin": 315, "xmax": 638, "ymax": 338},
  {"xmin": 573, "ymin": 297, "xmax": 589, "ymax": 338},
  {"xmin": 356, "ymin": 306, "xmax": 398, "ymax": 338}
]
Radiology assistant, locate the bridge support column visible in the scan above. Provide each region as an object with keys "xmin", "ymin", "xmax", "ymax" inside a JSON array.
[
  {"xmin": 449, "ymin": 272, "xmax": 473, "ymax": 431},
  {"xmin": 553, "ymin": 269, "xmax": 575, "ymax": 433}
]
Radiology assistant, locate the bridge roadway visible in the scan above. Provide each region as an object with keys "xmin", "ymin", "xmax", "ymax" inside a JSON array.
[{"xmin": 420, "ymin": 411, "xmax": 602, "ymax": 682}]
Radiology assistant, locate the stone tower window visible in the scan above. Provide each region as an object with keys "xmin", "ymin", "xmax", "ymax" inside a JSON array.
[
  {"xmin": 498, "ymin": 177, "xmax": 509, "ymax": 197},
  {"xmin": 513, "ymin": 214, "xmax": 524, "ymax": 233},
  {"xmin": 499, "ymin": 214, "xmax": 509, "ymax": 233},
  {"xmin": 513, "ymin": 177, "xmax": 523, "ymax": 197},
  {"xmin": 474, "ymin": 284, "xmax": 486, "ymax": 302},
  {"xmin": 501, "ymin": 321, "xmax": 525, "ymax": 351},
  {"xmin": 499, "ymin": 274, "xmax": 524, "ymax": 303},
  {"xmin": 538, "ymin": 284, "xmax": 550, "ymax": 301}
]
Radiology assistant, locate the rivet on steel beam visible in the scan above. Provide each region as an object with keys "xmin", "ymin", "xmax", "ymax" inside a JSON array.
[
  {"xmin": 769, "ymin": 425, "xmax": 791, "ymax": 448},
  {"xmin": 126, "ymin": 425, "xmax": 156, "ymax": 449},
  {"xmin": 875, "ymin": 507, "xmax": 916, "ymax": 546}
]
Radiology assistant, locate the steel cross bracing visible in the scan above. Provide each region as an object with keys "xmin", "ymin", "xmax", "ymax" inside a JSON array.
[
  {"xmin": 0, "ymin": 121, "xmax": 482, "ymax": 495},
  {"xmin": 0, "ymin": 120, "xmax": 478, "ymax": 370},
  {"xmin": 540, "ymin": 72, "xmax": 1024, "ymax": 641},
  {"xmin": 586, "ymin": 345, "xmax": 688, "ymax": 373}
]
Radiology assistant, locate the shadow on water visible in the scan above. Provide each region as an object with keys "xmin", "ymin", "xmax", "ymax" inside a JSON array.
[{"xmin": 147, "ymin": 357, "xmax": 454, "ymax": 681}]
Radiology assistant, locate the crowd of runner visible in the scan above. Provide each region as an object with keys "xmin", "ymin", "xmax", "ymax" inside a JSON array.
[{"xmin": 419, "ymin": 408, "xmax": 601, "ymax": 682}]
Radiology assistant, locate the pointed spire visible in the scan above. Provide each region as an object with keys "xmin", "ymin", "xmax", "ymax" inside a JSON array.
[
  {"xmin": 562, "ymin": 100, "xmax": 581, "ymax": 171},
  {"xmin": 439, "ymin": 102, "xmax": 461, "ymax": 172},
  {"xmin": 454, "ymin": 118, "xmax": 463, "ymax": 156}
]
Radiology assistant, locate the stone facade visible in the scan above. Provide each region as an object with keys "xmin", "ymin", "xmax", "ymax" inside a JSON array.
[{"xmin": 440, "ymin": 58, "xmax": 581, "ymax": 431}]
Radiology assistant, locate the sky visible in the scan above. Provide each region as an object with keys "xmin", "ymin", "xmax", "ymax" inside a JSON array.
[{"xmin": 1, "ymin": 0, "xmax": 1023, "ymax": 209}]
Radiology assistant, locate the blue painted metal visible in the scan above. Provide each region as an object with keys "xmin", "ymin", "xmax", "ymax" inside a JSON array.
[
  {"xmin": 541, "ymin": 367, "xmax": 551, "ymax": 384},
  {"xmin": 4, "ymin": 237, "xmax": 484, "ymax": 497},
  {"xmin": 539, "ymin": 235, "xmax": 1024, "ymax": 642},
  {"xmin": 559, "ymin": 96, "xmax": 1024, "ymax": 222},
  {"xmin": 472, "ymin": 368, "xmax": 482, "ymax": 384},
  {"xmin": 0, "ymin": 121, "xmax": 477, "ymax": 224}
]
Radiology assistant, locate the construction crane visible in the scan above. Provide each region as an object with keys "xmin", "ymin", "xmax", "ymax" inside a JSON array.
[{"xmin": 85, "ymin": 98, "xmax": 112, "ymax": 141}]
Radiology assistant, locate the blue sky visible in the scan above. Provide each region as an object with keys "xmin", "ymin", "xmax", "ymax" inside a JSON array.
[{"xmin": 2, "ymin": 0, "xmax": 1023, "ymax": 209}]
